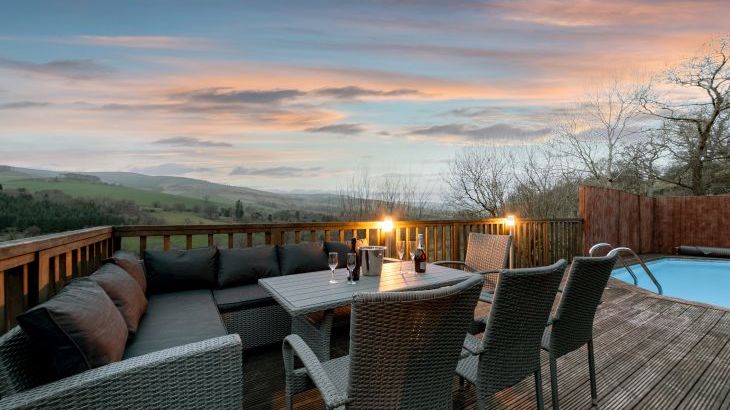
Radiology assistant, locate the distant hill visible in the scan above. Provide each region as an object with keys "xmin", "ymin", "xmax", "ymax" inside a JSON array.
[
  {"xmin": 0, "ymin": 166, "xmax": 341, "ymax": 227},
  {"xmin": 87, "ymin": 172, "xmax": 307, "ymax": 209}
]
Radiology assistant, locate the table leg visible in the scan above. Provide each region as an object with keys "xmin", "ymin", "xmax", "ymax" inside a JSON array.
[{"xmin": 291, "ymin": 309, "xmax": 334, "ymax": 361}]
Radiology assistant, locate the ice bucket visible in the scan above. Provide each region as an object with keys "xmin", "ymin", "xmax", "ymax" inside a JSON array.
[{"xmin": 360, "ymin": 246, "xmax": 387, "ymax": 276}]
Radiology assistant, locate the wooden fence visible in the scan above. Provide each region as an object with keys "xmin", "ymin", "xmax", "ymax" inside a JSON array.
[
  {"xmin": 0, "ymin": 227, "xmax": 114, "ymax": 334},
  {"xmin": 579, "ymin": 185, "xmax": 730, "ymax": 254},
  {"xmin": 0, "ymin": 218, "xmax": 582, "ymax": 333}
]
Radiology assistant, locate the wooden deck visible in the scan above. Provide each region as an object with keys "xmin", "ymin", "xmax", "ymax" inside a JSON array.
[{"xmin": 243, "ymin": 279, "xmax": 730, "ymax": 409}]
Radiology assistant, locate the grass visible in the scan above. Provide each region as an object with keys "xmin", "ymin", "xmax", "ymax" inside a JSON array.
[
  {"xmin": 150, "ymin": 211, "xmax": 222, "ymax": 225},
  {"xmin": 0, "ymin": 177, "xmax": 230, "ymax": 208}
]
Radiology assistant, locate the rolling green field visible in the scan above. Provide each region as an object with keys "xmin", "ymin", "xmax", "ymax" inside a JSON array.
[
  {"xmin": 0, "ymin": 176, "xmax": 230, "ymax": 208},
  {"xmin": 0, "ymin": 167, "xmax": 341, "ymax": 239}
]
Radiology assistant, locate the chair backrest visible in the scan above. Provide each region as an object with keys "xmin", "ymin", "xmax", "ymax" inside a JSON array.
[
  {"xmin": 548, "ymin": 255, "xmax": 618, "ymax": 357},
  {"xmin": 347, "ymin": 275, "xmax": 483, "ymax": 409},
  {"xmin": 477, "ymin": 260, "xmax": 567, "ymax": 396},
  {"xmin": 0, "ymin": 326, "xmax": 53, "ymax": 397},
  {"xmin": 464, "ymin": 233, "xmax": 512, "ymax": 287}
]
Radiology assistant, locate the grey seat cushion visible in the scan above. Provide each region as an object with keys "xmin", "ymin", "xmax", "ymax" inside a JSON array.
[
  {"xmin": 218, "ymin": 246, "xmax": 280, "ymax": 288},
  {"xmin": 213, "ymin": 284, "xmax": 277, "ymax": 313},
  {"xmin": 123, "ymin": 290, "xmax": 227, "ymax": 359}
]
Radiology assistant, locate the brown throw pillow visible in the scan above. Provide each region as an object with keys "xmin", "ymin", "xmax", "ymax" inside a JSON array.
[
  {"xmin": 90, "ymin": 264, "xmax": 148, "ymax": 335},
  {"xmin": 105, "ymin": 251, "xmax": 147, "ymax": 293},
  {"xmin": 16, "ymin": 278, "xmax": 128, "ymax": 380}
]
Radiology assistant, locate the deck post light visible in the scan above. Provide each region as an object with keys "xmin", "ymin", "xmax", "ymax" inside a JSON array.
[
  {"xmin": 505, "ymin": 215, "xmax": 516, "ymax": 269},
  {"xmin": 380, "ymin": 217, "xmax": 394, "ymax": 255}
]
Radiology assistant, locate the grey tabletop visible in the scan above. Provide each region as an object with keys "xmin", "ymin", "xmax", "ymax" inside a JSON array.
[{"xmin": 259, "ymin": 262, "xmax": 476, "ymax": 316}]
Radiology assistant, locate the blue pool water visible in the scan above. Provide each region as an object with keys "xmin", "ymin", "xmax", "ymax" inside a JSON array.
[{"xmin": 612, "ymin": 258, "xmax": 730, "ymax": 308}]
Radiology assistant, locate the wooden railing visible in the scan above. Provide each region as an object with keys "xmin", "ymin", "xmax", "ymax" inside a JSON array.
[
  {"xmin": 0, "ymin": 227, "xmax": 114, "ymax": 333},
  {"xmin": 113, "ymin": 218, "xmax": 583, "ymax": 267},
  {"xmin": 0, "ymin": 218, "xmax": 582, "ymax": 333}
]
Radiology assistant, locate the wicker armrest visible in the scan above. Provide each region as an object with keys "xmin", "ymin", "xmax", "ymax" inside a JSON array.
[
  {"xmin": 0, "ymin": 335, "xmax": 243, "ymax": 410},
  {"xmin": 282, "ymin": 334, "xmax": 350, "ymax": 409},
  {"xmin": 462, "ymin": 333, "xmax": 484, "ymax": 356},
  {"xmin": 432, "ymin": 260, "xmax": 467, "ymax": 268},
  {"xmin": 472, "ymin": 269, "xmax": 501, "ymax": 276}
]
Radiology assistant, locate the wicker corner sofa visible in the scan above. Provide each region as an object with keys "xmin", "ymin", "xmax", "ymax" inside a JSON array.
[{"xmin": 0, "ymin": 241, "xmax": 348, "ymax": 410}]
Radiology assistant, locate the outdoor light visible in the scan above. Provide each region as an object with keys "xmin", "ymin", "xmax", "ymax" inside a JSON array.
[
  {"xmin": 505, "ymin": 215, "xmax": 515, "ymax": 269},
  {"xmin": 381, "ymin": 217, "xmax": 394, "ymax": 233}
]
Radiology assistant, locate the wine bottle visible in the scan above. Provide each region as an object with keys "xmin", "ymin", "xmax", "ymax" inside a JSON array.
[{"xmin": 414, "ymin": 234, "xmax": 427, "ymax": 273}]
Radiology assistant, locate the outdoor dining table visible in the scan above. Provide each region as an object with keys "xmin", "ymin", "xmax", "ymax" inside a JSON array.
[{"xmin": 259, "ymin": 262, "xmax": 476, "ymax": 360}]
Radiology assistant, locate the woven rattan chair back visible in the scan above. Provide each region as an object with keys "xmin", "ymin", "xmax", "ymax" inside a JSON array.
[
  {"xmin": 548, "ymin": 255, "xmax": 618, "ymax": 358},
  {"xmin": 0, "ymin": 327, "xmax": 50, "ymax": 396},
  {"xmin": 346, "ymin": 275, "xmax": 483, "ymax": 409},
  {"xmin": 477, "ymin": 259, "xmax": 567, "ymax": 396},
  {"xmin": 464, "ymin": 233, "xmax": 512, "ymax": 288}
]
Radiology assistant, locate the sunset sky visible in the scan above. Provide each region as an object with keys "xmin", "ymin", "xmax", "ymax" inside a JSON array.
[{"xmin": 1, "ymin": 1, "xmax": 728, "ymax": 191}]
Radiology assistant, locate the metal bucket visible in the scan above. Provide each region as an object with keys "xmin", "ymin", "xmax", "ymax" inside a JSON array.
[{"xmin": 360, "ymin": 246, "xmax": 387, "ymax": 276}]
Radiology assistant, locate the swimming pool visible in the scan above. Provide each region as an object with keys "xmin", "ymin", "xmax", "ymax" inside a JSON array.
[{"xmin": 612, "ymin": 257, "xmax": 730, "ymax": 308}]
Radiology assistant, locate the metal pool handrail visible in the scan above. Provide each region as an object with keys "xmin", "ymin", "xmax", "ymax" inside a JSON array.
[{"xmin": 589, "ymin": 243, "xmax": 663, "ymax": 295}]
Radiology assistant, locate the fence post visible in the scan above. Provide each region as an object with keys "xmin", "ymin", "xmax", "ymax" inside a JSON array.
[
  {"xmin": 451, "ymin": 223, "xmax": 461, "ymax": 260},
  {"xmin": 26, "ymin": 252, "xmax": 40, "ymax": 308}
]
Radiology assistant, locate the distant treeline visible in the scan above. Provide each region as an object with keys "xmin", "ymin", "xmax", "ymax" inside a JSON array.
[{"xmin": 0, "ymin": 189, "xmax": 161, "ymax": 239}]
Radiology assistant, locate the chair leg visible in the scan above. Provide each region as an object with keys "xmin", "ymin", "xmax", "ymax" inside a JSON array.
[
  {"xmin": 534, "ymin": 370, "xmax": 545, "ymax": 410},
  {"xmin": 587, "ymin": 340, "xmax": 598, "ymax": 407},
  {"xmin": 549, "ymin": 351, "xmax": 560, "ymax": 410},
  {"xmin": 474, "ymin": 390, "xmax": 486, "ymax": 410},
  {"xmin": 285, "ymin": 391, "xmax": 293, "ymax": 410}
]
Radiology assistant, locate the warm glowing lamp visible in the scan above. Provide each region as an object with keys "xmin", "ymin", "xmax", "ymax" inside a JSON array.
[
  {"xmin": 381, "ymin": 217, "xmax": 394, "ymax": 233},
  {"xmin": 505, "ymin": 215, "xmax": 515, "ymax": 269}
]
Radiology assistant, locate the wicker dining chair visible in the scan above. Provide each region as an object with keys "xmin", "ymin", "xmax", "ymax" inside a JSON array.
[
  {"xmin": 282, "ymin": 274, "xmax": 483, "ymax": 410},
  {"xmin": 457, "ymin": 259, "xmax": 567, "ymax": 410},
  {"xmin": 433, "ymin": 232, "xmax": 512, "ymax": 294},
  {"xmin": 542, "ymin": 255, "xmax": 618, "ymax": 410}
]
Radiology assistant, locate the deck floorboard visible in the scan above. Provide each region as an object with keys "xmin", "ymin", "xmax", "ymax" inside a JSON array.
[{"xmin": 243, "ymin": 279, "xmax": 730, "ymax": 409}]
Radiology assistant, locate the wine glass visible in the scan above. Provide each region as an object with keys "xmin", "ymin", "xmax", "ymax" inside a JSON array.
[
  {"xmin": 346, "ymin": 253, "xmax": 357, "ymax": 285},
  {"xmin": 328, "ymin": 252, "xmax": 339, "ymax": 284},
  {"xmin": 408, "ymin": 240, "xmax": 417, "ymax": 275},
  {"xmin": 396, "ymin": 240, "xmax": 405, "ymax": 275}
]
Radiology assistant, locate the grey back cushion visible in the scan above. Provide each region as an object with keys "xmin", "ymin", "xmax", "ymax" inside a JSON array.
[
  {"xmin": 90, "ymin": 264, "xmax": 148, "ymax": 336},
  {"xmin": 16, "ymin": 278, "xmax": 128, "ymax": 380},
  {"xmin": 325, "ymin": 241, "xmax": 352, "ymax": 269},
  {"xmin": 144, "ymin": 246, "xmax": 218, "ymax": 294},
  {"xmin": 277, "ymin": 242, "xmax": 329, "ymax": 275},
  {"xmin": 218, "ymin": 246, "xmax": 281, "ymax": 288}
]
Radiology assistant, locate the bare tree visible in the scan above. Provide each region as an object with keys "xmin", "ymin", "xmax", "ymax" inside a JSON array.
[
  {"xmin": 507, "ymin": 147, "xmax": 580, "ymax": 218},
  {"xmin": 552, "ymin": 78, "xmax": 646, "ymax": 187},
  {"xmin": 444, "ymin": 144, "xmax": 512, "ymax": 217},
  {"xmin": 639, "ymin": 35, "xmax": 730, "ymax": 195},
  {"xmin": 337, "ymin": 167, "xmax": 374, "ymax": 220},
  {"xmin": 337, "ymin": 168, "xmax": 435, "ymax": 221}
]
